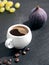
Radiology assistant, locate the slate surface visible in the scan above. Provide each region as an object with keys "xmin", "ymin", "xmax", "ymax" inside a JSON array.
[{"xmin": 0, "ymin": 0, "xmax": 49, "ymax": 65}]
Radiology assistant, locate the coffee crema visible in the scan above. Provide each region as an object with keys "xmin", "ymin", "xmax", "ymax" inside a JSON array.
[{"xmin": 10, "ymin": 26, "xmax": 28, "ymax": 36}]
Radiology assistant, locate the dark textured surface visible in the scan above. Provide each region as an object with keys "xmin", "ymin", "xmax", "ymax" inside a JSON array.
[{"xmin": 0, "ymin": 0, "xmax": 49, "ymax": 65}]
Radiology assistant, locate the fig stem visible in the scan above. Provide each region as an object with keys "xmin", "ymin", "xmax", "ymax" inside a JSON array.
[
  {"xmin": 33, "ymin": 5, "xmax": 40, "ymax": 13},
  {"xmin": 36, "ymin": 5, "xmax": 39, "ymax": 10}
]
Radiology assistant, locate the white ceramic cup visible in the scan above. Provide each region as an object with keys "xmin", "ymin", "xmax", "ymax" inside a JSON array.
[{"xmin": 5, "ymin": 24, "xmax": 32, "ymax": 49}]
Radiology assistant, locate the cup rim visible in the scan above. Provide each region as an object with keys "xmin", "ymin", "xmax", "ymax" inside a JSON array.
[{"xmin": 8, "ymin": 24, "xmax": 31, "ymax": 38}]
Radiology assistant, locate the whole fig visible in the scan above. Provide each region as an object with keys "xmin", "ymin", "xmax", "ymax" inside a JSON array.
[{"xmin": 29, "ymin": 6, "xmax": 47, "ymax": 30}]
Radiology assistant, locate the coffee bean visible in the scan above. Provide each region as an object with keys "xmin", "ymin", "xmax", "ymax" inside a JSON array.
[
  {"xmin": 3, "ymin": 59, "xmax": 8, "ymax": 64},
  {"xmin": 9, "ymin": 59, "xmax": 12, "ymax": 62},
  {"xmin": 15, "ymin": 58, "xmax": 19, "ymax": 63},
  {"xmin": 7, "ymin": 61, "xmax": 11, "ymax": 65},
  {"xmin": 15, "ymin": 53, "xmax": 20, "ymax": 57},
  {"xmin": 26, "ymin": 48, "xmax": 30, "ymax": 51},
  {"xmin": 22, "ymin": 51, "xmax": 26, "ymax": 55}
]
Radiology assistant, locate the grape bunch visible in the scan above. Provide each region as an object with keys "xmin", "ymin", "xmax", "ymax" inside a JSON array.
[{"xmin": 0, "ymin": 0, "xmax": 20, "ymax": 13}]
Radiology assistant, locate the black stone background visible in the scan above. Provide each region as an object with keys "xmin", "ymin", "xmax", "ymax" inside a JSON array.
[{"xmin": 0, "ymin": 0, "xmax": 49, "ymax": 65}]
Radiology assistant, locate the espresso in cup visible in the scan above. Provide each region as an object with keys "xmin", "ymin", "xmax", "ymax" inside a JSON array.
[
  {"xmin": 5, "ymin": 24, "xmax": 32, "ymax": 49},
  {"xmin": 10, "ymin": 26, "xmax": 28, "ymax": 36}
]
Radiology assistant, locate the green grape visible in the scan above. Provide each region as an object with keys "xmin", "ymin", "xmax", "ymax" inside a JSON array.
[
  {"xmin": 6, "ymin": 1, "xmax": 13, "ymax": 7},
  {"xmin": 3, "ymin": 0, "xmax": 7, "ymax": 5},
  {"xmin": 9, "ymin": 8, "xmax": 15, "ymax": 13},
  {"xmin": 0, "ymin": 7, "xmax": 5, "ymax": 12},
  {"xmin": 15, "ymin": 2, "xmax": 20, "ymax": 9},
  {"xmin": 5, "ymin": 6, "xmax": 10, "ymax": 11},
  {"xmin": 0, "ymin": 2, "xmax": 5, "ymax": 7}
]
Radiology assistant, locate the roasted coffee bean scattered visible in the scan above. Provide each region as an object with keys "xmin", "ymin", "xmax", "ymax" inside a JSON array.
[
  {"xmin": 15, "ymin": 53, "xmax": 20, "ymax": 57},
  {"xmin": 22, "ymin": 51, "xmax": 26, "ymax": 55},
  {"xmin": 7, "ymin": 61, "xmax": 11, "ymax": 65},
  {"xmin": 15, "ymin": 58, "xmax": 19, "ymax": 63},
  {"xmin": 0, "ymin": 47, "xmax": 30, "ymax": 63},
  {"xmin": 3, "ymin": 59, "xmax": 8, "ymax": 64},
  {"xmin": 26, "ymin": 48, "xmax": 30, "ymax": 51}
]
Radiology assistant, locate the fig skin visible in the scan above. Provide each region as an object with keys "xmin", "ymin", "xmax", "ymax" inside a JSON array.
[{"xmin": 29, "ymin": 6, "xmax": 47, "ymax": 30}]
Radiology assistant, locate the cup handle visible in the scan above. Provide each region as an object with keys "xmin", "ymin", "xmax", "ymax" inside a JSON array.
[{"xmin": 5, "ymin": 38, "xmax": 14, "ymax": 49}]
